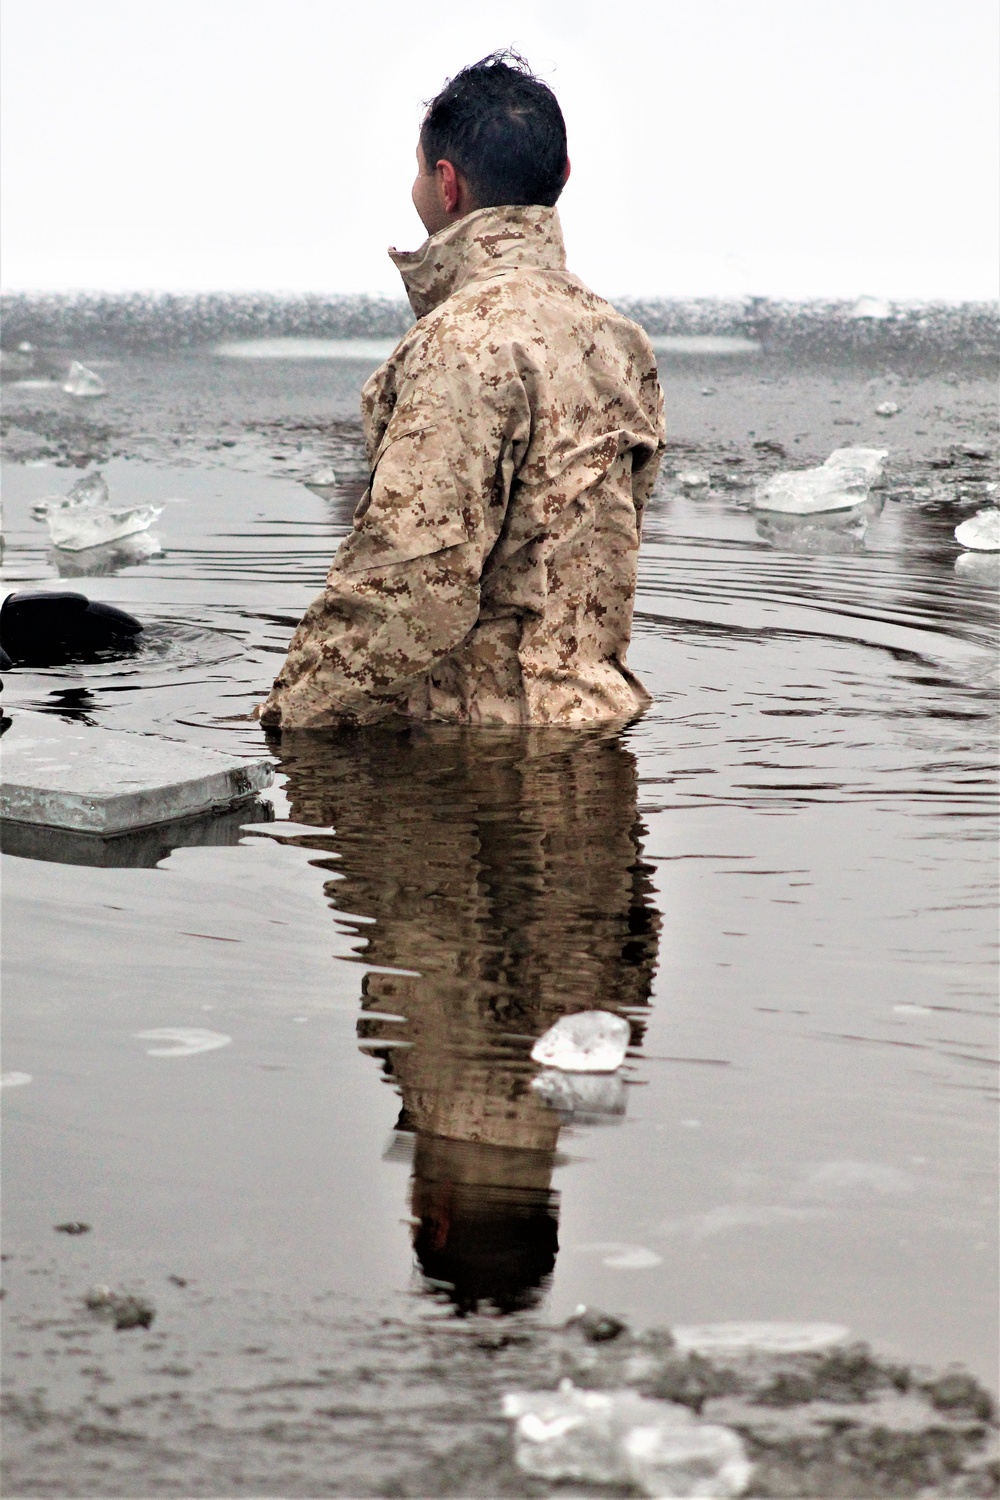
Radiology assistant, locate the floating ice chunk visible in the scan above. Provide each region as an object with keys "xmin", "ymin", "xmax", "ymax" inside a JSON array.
[
  {"xmin": 33, "ymin": 471, "xmax": 110, "ymax": 519},
  {"xmin": 530, "ymin": 1010, "xmax": 630, "ymax": 1073},
  {"xmin": 48, "ymin": 504, "xmax": 162, "ymax": 551},
  {"xmin": 134, "ymin": 1028, "xmax": 232, "ymax": 1057},
  {"xmin": 677, "ymin": 470, "xmax": 711, "ymax": 488},
  {"xmin": 955, "ymin": 507, "xmax": 1000, "ymax": 552},
  {"xmin": 672, "ymin": 1321, "xmax": 850, "ymax": 1354},
  {"xmin": 624, "ymin": 1422, "xmax": 753, "ymax": 1498},
  {"xmin": 503, "ymin": 1382, "xmax": 693, "ymax": 1485},
  {"xmin": 35, "ymin": 471, "xmax": 163, "ymax": 551},
  {"xmin": 752, "ymin": 448, "xmax": 887, "ymax": 515},
  {"xmin": 850, "ymin": 295, "xmax": 892, "ymax": 320},
  {"xmin": 62, "ymin": 360, "xmax": 106, "ymax": 397},
  {"xmin": 66, "ymin": 471, "xmax": 110, "ymax": 507},
  {"xmin": 502, "ymin": 1382, "xmax": 751, "ymax": 1497},
  {"xmin": 0, "ymin": 1072, "xmax": 33, "ymax": 1088},
  {"xmin": 532, "ymin": 1068, "xmax": 626, "ymax": 1117},
  {"xmin": 812, "ymin": 450, "xmax": 885, "ymax": 480},
  {"xmin": 874, "ymin": 401, "xmax": 899, "ymax": 416},
  {"xmin": 304, "ymin": 464, "xmax": 338, "ymax": 489}
]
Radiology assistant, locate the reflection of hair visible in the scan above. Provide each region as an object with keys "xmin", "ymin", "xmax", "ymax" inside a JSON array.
[
  {"xmin": 421, "ymin": 50, "xmax": 568, "ymax": 210},
  {"xmin": 411, "ymin": 1175, "xmax": 559, "ymax": 1316}
]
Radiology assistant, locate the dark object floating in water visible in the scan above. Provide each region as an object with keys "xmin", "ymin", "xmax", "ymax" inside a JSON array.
[
  {"xmin": 0, "ymin": 590, "xmax": 143, "ymax": 666},
  {"xmin": 54, "ymin": 1220, "xmax": 91, "ymax": 1235},
  {"xmin": 85, "ymin": 1285, "xmax": 155, "ymax": 1330},
  {"xmin": 566, "ymin": 1306, "xmax": 629, "ymax": 1343}
]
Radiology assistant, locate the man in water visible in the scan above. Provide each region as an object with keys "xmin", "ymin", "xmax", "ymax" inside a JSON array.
[{"xmin": 259, "ymin": 51, "xmax": 664, "ymax": 729}]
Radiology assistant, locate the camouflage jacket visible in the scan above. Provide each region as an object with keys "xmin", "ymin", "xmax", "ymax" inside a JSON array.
[{"xmin": 259, "ymin": 204, "xmax": 664, "ymax": 729}]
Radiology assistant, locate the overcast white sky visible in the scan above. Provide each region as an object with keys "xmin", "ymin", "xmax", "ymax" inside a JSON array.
[{"xmin": 1, "ymin": 0, "xmax": 997, "ymax": 300}]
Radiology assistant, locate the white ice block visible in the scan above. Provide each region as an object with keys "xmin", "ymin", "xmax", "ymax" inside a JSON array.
[
  {"xmin": 955, "ymin": 508, "xmax": 1000, "ymax": 552},
  {"xmin": 47, "ymin": 504, "xmax": 163, "ymax": 551},
  {"xmin": 753, "ymin": 448, "xmax": 887, "ymax": 515},
  {"xmin": 62, "ymin": 360, "xmax": 106, "ymax": 397},
  {"xmin": 530, "ymin": 1010, "xmax": 631, "ymax": 1073}
]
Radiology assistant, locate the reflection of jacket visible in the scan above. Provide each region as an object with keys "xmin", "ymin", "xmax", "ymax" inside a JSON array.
[
  {"xmin": 278, "ymin": 726, "xmax": 661, "ymax": 1153},
  {"xmin": 278, "ymin": 724, "xmax": 661, "ymax": 1313},
  {"xmin": 260, "ymin": 205, "xmax": 665, "ymax": 729}
]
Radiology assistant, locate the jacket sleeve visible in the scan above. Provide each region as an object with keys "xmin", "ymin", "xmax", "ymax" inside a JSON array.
[
  {"xmin": 259, "ymin": 346, "xmax": 529, "ymax": 729},
  {"xmin": 630, "ymin": 364, "xmax": 665, "ymax": 535}
]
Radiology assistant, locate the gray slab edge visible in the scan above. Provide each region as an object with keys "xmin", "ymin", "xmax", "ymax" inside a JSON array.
[{"xmin": 1, "ymin": 712, "xmax": 274, "ymax": 834}]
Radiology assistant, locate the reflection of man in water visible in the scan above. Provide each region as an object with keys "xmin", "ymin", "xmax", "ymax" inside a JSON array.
[
  {"xmin": 278, "ymin": 727, "xmax": 661, "ymax": 1314},
  {"xmin": 259, "ymin": 51, "xmax": 663, "ymax": 730}
]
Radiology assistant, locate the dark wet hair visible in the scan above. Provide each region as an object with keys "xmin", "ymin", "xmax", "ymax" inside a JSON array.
[{"xmin": 420, "ymin": 50, "xmax": 568, "ymax": 210}]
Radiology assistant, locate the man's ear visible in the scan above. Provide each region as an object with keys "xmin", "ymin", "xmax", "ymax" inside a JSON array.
[
  {"xmin": 563, "ymin": 157, "xmax": 571, "ymax": 187},
  {"xmin": 435, "ymin": 159, "xmax": 461, "ymax": 214}
]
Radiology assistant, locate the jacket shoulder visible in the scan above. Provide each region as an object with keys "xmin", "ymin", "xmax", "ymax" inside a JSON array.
[{"xmin": 396, "ymin": 270, "xmax": 656, "ymax": 366}]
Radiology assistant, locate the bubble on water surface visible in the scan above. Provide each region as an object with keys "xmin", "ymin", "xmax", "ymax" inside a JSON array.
[{"xmin": 134, "ymin": 1028, "xmax": 232, "ymax": 1057}]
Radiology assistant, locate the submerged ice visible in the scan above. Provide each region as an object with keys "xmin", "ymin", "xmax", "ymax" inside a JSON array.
[{"xmin": 532, "ymin": 1067, "xmax": 627, "ymax": 1117}]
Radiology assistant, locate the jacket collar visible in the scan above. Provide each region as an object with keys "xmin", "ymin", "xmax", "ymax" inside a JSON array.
[{"xmin": 389, "ymin": 204, "xmax": 567, "ymax": 319}]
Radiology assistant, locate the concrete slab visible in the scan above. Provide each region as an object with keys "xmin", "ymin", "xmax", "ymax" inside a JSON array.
[
  {"xmin": 0, "ymin": 796, "xmax": 274, "ymax": 868},
  {"xmin": 1, "ymin": 712, "xmax": 273, "ymax": 835}
]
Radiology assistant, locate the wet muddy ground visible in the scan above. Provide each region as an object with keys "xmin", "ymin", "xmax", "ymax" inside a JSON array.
[{"xmin": 1, "ymin": 341, "xmax": 997, "ymax": 1496}]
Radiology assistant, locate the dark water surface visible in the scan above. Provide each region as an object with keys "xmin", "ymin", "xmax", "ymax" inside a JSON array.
[{"xmin": 2, "ymin": 349, "xmax": 997, "ymax": 1453}]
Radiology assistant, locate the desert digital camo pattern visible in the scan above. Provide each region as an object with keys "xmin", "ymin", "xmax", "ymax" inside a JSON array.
[{"xmin": 259, "ymin": 204, "xmax": 665, "ymax": 729}]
